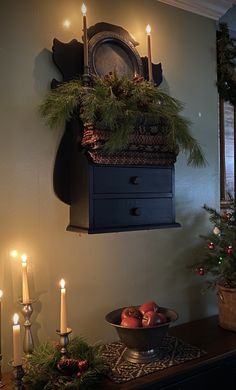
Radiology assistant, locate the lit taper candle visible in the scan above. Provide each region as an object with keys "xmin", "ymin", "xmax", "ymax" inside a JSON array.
[
  {"xmin": 60, "ymin": 279, "xmax": 67, "ymax": 333},
  {"xmin": 146, "ymin": 24, "xmax": 153, "ymax": 82},
  {"xmin": 21, "ymin": 254, "xmax": 30, "ymax": 304},
  {"xmin": 81, "ymin": 3, "xmax": 89, "ymax": 70},
  {"xmin": 13, "ymin": 314, "xmax": 21, "ymax": 367}
]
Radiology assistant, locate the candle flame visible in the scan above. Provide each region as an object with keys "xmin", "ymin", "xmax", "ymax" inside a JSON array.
[
  {"xmin": 10, "ymin": 249, "xmax": 18, "ymax": 258},
  {"xmin": 60, "ymin": 279, "xmax": 66, "ymax": 289},
  {"xmin": 63, "ymin": 19, "xmax": 71, "ymax": 29},
  {"xmin": 21, "ymin": 253, "xmax": 27, "ymax": 264},
  {"xmin": 13, "ymin": 313, "xmax": 19, "ymax": 325},
  {"xmin": 81, "ymin": 3, "xmax": 87, "ymax": 15},
  {"xmin": 0, "ymin": 290, "xmax": 3, "ymax": 299},
  {"xmin": 146, "ymin": 24, "xmax": 151, "ymax": 34}
]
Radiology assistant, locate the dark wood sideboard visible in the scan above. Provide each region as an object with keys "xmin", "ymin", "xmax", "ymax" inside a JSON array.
[{"xmin": 3, "ymin": 316, "xmax": 236, "ymax": 389}]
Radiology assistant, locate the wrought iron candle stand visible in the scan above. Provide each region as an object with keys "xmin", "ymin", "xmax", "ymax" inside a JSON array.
[
  {"xmin": 20, "ymin": 300, "xmax": 34, "ymax": 356},
  {"xmin": 56, "ymin": 328, "xmax": 72, "ymax": 359}
]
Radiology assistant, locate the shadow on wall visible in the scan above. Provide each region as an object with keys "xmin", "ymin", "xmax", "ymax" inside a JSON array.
[{"xmin": 33, "ymin": 48, "xmax": 61, "ymax": 98}]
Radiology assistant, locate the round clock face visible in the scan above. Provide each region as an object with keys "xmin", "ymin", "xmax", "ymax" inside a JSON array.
[{"xmin": 88, "ymin": 31, "xmax": 143, "ymax": 78}]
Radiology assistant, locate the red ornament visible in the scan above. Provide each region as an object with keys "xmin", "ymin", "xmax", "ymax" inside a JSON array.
[
  {"xmin": 208, "ymin": 242, "xmax": 215, "ymax": 250},
  {"xmin": 78, "ymin": 359, "xmax": 88, "ymax": 372},
  {"xmin": 196, "ymin": 267, "xmax": 204, "ymax": 276},
  {"xmin": 226, "ymin": 212, "xmax": 232, "ymax": 220},
  {"xmin": 227, "ymin": 245, "xmax": 233, "ymax": 255}
]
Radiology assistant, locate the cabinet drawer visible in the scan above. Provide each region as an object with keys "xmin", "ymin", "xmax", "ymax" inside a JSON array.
[
  {"xmin": 93, "ymin": 166, "xmax": 172, "ymax": 194},
  {"xmin": 93, "ymin": 198, "xmax": 174, "ymax": 228}
]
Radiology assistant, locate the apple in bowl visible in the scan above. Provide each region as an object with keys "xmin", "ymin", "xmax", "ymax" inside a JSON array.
[
  {"xmin": 139, "ymin": 301, "xmax": 159, "ymax": 316},
  {"xmin": 121, "ymin": 306, "xmax": 142, "ymax": 320},
  {"xmin": 142, "ymin": 311, "xmax": 167, "ymax": 327}
]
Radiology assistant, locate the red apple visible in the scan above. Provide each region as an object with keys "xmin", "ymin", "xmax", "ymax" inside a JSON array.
[
  {"xmin": 155, "ymin": 312, "xmax": 168, "ymax": 324},
  {"xmin": 139, "ymin": 301, "xmax": 158, "ymax": 315},
  {"xmin": 142, "ymin": 311, "xmax": 167, "ymax": 327},
  {"xmin": 121, "ymin": 306, "xmax": 142, "ymax": 320},
  {"xmin": 120, "ymin": 317, "xmax": 142, "ymax": 328}
]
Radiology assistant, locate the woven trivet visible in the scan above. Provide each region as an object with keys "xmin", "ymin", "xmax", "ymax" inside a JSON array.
[{"xmin": 100, "ymin": 335, "xmax": 206, "ymax": 383}]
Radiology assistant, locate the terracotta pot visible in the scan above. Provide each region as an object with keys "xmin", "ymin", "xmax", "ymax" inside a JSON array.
[{"xmin": 218, "ymin": 285, "xmax": 236, "ymax": 331}]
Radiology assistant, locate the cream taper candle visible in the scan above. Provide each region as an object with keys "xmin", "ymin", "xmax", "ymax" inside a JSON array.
[
  {"xmin": 13, "ymin": 313, "xmax": 21, "ymax": 367},
  {"xmin": 81, "ymin": 3, "xmax": 88, "ymax": 70},
  {"xmin": 146, "ymin": 24, "xmax": 153, "ymax": 82},
  {"xmin": 60, "ymin": 279, "xmax": 67, "ymax": 333},
  {"xmin": 21, "ymin": 254, "xmax": 30, "ymax": 304}
]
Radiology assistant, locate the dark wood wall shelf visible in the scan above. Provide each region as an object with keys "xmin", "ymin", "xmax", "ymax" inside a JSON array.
[
  {"xmin": 67, "ymin": 152, "xmax": 180, "ymax": 234},
  {"xmin": 51, "ymin": 23, "xmax": 179, "ymax": 234}
]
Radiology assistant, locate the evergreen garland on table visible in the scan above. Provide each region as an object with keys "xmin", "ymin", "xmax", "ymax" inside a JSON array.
[
  {"xmin": 217, "ymin": 23, "xmax": 236, "ymax": 105},
  {"xmin": 190, "ymin": 200, "xmax": 236, "ymax": 289},
  {"xmin": 39, "ymin": 72, "xmax": 206, "ymax": 167},
  {"xmin": 25, "ymin": 337, "xmax": 107, "ymax": 389}
]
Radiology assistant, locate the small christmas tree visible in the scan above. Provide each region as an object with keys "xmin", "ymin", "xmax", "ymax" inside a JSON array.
[{"xmin": 192, "ymin": 201, "xmax": 236, "ymax": 289}]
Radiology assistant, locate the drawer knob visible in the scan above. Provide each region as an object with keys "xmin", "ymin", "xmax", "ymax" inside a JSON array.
[
  {"xmin": 130, "ymin": 176, "xmax": 140, "ymax": 185},
  {"xmin": 131, "ymin": 207, "xmax": 141, "ymax": 216}
]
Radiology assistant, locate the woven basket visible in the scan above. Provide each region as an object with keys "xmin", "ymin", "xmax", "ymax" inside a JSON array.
[{"xmin": 218, "ymin": 285, "xmax": 236, "ymax": 331}]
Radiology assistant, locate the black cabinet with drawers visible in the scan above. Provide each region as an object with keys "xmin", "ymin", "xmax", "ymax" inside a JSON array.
[{"xmin": 68, "ymin": 152, "xmax": 180, "ymax": 233}]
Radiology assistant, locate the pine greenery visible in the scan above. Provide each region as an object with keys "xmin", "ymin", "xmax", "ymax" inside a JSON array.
[
  {"xmin": 217, "ymin": 23, "xmax": 236, "ymax": 105},
  {"xmin": 25, "ymin": 337, "xmax": 106, "ymax": 390},
  {"xmin": 39, "ymin": 73, "xmax": 206, "ymax": 167},
  {"xmin": 190, "ymin": 201, "xmax": 236, "ymax": 289}
]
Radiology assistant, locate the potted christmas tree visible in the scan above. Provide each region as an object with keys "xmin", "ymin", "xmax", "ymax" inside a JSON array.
[{"xmin": 191, "ymin": 201, "xmax": 236, "ymax": 331}]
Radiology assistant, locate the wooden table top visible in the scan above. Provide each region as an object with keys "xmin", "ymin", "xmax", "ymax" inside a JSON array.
[{"xmin": 3, "ymin": 315, "xmax": 236, "ymax": 389}]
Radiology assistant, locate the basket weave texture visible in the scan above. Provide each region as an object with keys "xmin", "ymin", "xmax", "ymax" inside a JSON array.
[{"xmin": 218, "ymin": 285, "xmax": 236, "ymax": 332}]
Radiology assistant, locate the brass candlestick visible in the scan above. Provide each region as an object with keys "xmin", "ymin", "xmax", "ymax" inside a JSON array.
[
  {"xmin": 20, "ymin": 301, "xmax": 34, "ymax": 356},
  {"xmin": 56, "ymin": 328, "xmax": 72, "ymax": 359}
]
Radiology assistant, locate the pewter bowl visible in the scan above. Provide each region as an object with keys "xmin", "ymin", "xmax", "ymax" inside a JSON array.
[{"xmin": 105, "ymin": 306, "xmax": 178, "ymax": 363}]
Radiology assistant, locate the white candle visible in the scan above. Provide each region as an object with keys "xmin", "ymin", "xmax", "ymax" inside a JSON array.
[
  {"xmin": 60, "ymin": 279, "xmax": 67, "ymax": 333},
  {"xmin": 0, "ymin": 291, "xmax": 2, "ymax": 356},
  {"xmin": 146, "ymin": 24, "xmax": 153, "ymax": 82},
  {"xmin": 13, "ymin": 313, "xmax": 21, "ymax": 367},
  {"xmin": 81, "ymin": 3, "xmax": 89, "ymax": 70},
  {"xmin": 21, "ymin": 254, "xmax": 30, "ymax": 304}
]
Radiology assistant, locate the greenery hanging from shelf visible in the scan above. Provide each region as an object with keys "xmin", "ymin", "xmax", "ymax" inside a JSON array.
[
  {"xmin": 25, "ymin": 336, "xmax": 107, "ymax": 390},
  {"xmin": 39, "ymin": 73, "xmax": 206, "ymax": 167},
  {"xmin": 217, "ymin": 23, "xmax": 236, "ymax": 105}
]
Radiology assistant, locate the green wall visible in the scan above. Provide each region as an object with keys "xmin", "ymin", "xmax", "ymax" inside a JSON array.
[{"xmin": 1, "ymin": 0, "xmax": 218, "ymax": 370}]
